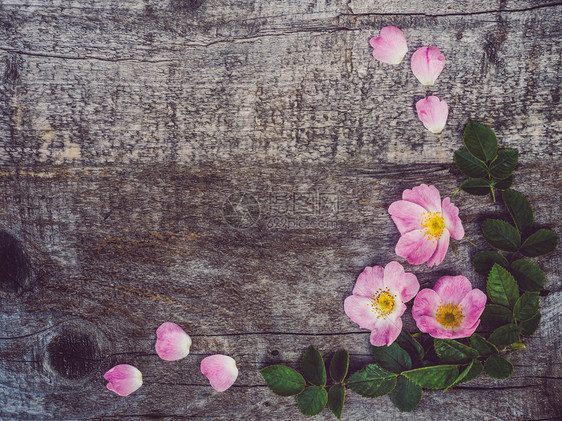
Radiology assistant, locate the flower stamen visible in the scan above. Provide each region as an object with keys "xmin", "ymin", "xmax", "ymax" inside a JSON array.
[
  {"xmin": 370, "ymin": 288, "xmax": 396, "ymax": 319},
  {"xmin": 421, "ymin": 211, "xmax": 445, "ymax": 242},
  {"xmin": 435, "ymin": 302, "xmax": 464, "ymax": 328}
]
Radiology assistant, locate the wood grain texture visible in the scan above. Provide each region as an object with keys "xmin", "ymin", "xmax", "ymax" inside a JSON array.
[{"xmin": 0, "ymin": 0, "xmax": 561, "ymax": 420}]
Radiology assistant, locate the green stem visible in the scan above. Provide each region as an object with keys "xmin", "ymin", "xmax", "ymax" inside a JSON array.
[
  {"xmin": 451, "ymin": 242, "xmax": 459, "ymax": 255},
  {"xmin": 465, "ymin": 237, "xmax": 477, "ymax": 247},
  {"xmin": 452, "ymin": 188, "xmax": 460, "ymax": 198},
  {"xmin": 490, "ymin": 186, "xmax": 496, "ymax": 203}
]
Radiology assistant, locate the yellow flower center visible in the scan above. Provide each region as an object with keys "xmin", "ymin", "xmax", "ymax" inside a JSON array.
[
  {"xmin": 435, "ymin": 302, "xmax": 464, "ymax": 328},
  {"xmin": 370, "ymin": 288, "xmax": 396, "ymax": 318},
  {"xmin": 421, "ymin": 212, "xmax": 445, "ymax": 242}
]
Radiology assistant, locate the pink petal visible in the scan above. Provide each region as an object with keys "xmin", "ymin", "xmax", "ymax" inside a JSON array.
[
  {"xmin": 104, "ymin": 364, "xmax": 143, "ymax": 396},
  {"xmin": 383, "ymin": 261, "xmax": 420, "ymax": 302},
  {"xmin": 416, "ymin": 96, "xmax": 448, "ymax": 134},
  {"xmin": 201, "ymin": 355, "xmax": 238, "ymax": 392},
  {"xmin": 402, "ymin": 184, "xmax": 442, "ymax": 213},
  {"xmin": 426, "ymin": 229, "xmax": 450, "ymax": 267},
  {"xmin": 415, "ymin": 315, "xmax": 453, "ymax": 339},
  {"xmin": 459, "ymin": 288, "xmax": 487, "ymax": 328},
  {"xmin": 411, "ymin": 46, "xmax": 445, "ymax": 86},
  {"xmin": 369, "ymin": 316, "xmax": 403, "ymax": 347},
  {"xmin": 395, "ymin": 229, "xmax": 438, "ymax": 265},
  {"xmin": 433, "ymin": 275, "xmax": 472, "ymax": 303},
  {"xmin": 344, "ymin": 295, "xmax": 378, "ymax": 330},
  {"xmin": 155, "ymin": 322, "xmax": 192, "ymax": 361},
  {"xmin": 412, "ymin": 289, "xmax": 453, "ymax": 338},
  {"xmin": 450, "ymin": 319, "xmax": 480, "ymax": 339},
  {"xmin": 352, "ymin": 266, "xmax": 385, "ymax": 298},
  {"xmin": 369, "ymin": 26, "xmax": 408, "ymax": 65},
  {"xmin": 441, "ymin": 197, "xmax": 464, "ymax": 240},
  {"xmin": 388, "ymin": 200, "xmax": 426, "ymax": 235}
]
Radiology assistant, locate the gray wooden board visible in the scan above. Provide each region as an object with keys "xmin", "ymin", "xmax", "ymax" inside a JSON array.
[{"xmin": 0, "ymin": 0, "xmax": 561, "ymax": 420}]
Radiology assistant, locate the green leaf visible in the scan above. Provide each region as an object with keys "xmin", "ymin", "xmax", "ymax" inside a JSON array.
[
  {"xmin": 520, "ymin": 229, "xmax": 559, "ymax": 257},
  {"xmin": 483, "ymin": 355, "xmax": 513, "ymax": 379},
  {"xmin": 509, "ymin": 259, "xmax": 546, "ymax": 292},
  {"xmin": 329, "ymin": 350, "xmax": 349, "ymax": 383},
  {"xmin": 444, "ymin": 360, "xmax": 475, "ymax": 391},
  {"xmin": 371, "ymin": 342, "xmax": 411, "ymax": 374},
  {"xmin": 327, "ymin": 384, "xmax": 345, "ymax": 419},
  {"xmin": 434, "ymin": 339, "xmax": 479, "ymax": 364},
  {"xmin": 390, "ymin": 376, "xmax": 422, "ymax": 412},
  {"xmin": 454, "ymin": 149, "xmax": 489, "ymax": 178},
  {"xmin": 460, "ymin": 178, "xmax": 492, "ymax": 196},
  {"xmin": 482, "ymin": 219, "xmax": 521, "ymax": 252},
  {"xmin": 402, "ymin": 365, "xmax": 459, "ymax": 390},
  {"xmin": 489, "ymin": 149, "xmax": 518, "ymax": 179},
  {"xmin": 260, "ymin": 365, "xmax": 306, "ymax": 396},
  {"xmin": 502, "ymin": 189, "xmax": 533, "ymax": 233},
  {"xmin": 487, "ymin": 264, "xmax": 519, "ymax": 308},
  {"xmin": 519, "ymin": 312, "xmax": 541, "ymax": 336},
  {"xmin": 463, "ymin": 121, "xmax": 498, "ymax": 161},
  {"xmin": 481, "ymin": 304, "xmax": 514, "ymax": 327},
  {"xmin": 396, "ymin": 331, "xmax": 424, "ymax": 362},
  {"xmin": 297, "ymin": 386, "xmax": 328, "ymax": 416},
  {"xmin": 513, "ymin": 292, "xmax": 539, "ymax": 321},
  {"xmin": 491, "ymin": 175, "xmax": 513, "ymax": 190},
  {"xmin": 473, "ymin": 251, "xmax": 509, "ymax": 276},
  {"xmin": 469, "ymin": 334, "xmax": 499, "ymax": 356},
  {"xmin": 301, "ymin": 345, "xmax": 326, "ymax": 386},
  {"xmin": 347, "ymin": 364, "xmax": 397, "ymax": 398},
  {"xmin": 489, "ymin": 324, "xmax": 519, "ymax": 346},
  {"xmin": 458, "ymin": 359, "xmax": 483, "ymax": 385}
]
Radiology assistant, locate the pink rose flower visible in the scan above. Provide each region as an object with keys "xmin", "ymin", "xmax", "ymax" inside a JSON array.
[
  {"xmin": 411, "ymin": 46, "xmax": 445, "ymax": 86},
  {"xmin": 416, "ymin": 96, "xmax": 448, "ymax": 133},
  {"xmin": 369, "ymin": 26, "xmax": 408, "ymax": 65},
  {"xmin": 104, "ymin": 364, "xmax": 143, "ymax": 396},
  {"xmin": 388, "ymin": 184, "xmax": 464, "ymax": 267},
  {"xmin": 201, "ymin": 354, "xmax": 238, "ymax": 392},
  {"xmin": 412, "ymin": 275, "xmax": 486, "ymax": 339},
  {"xmin": 344, "ymin": 262, "xmax": 420, "ymax": 346},
  {"xmin": 155, "ymin": 322, "xmax": 192, "ymax": 361}
]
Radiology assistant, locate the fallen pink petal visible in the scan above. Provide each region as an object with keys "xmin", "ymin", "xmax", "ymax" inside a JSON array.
[
  {"xmin": 344, "ymin": 262, "xmax": 420, "ymax": 346},
  {"xmin": 412, "ymin": 275, "xmax": 486, "ymax": 339},
  {"xmin": 411, "ymin": 46, "xmax": 445, "ymax": 85},
  {"xmin": 388, "ymin": 184, "xmax": 464, "ymax": 267},
  {"xmin": 369, "ymin": 26, "xmax": 408, "ymax": 65},
  {"xmin": 416, "ymin": 96, "xmax": 448, "ymax": 133},
  {"xmin": 155, "ymin": 322, "xmax": 192, "ymax": 361},
  {"xmin": 201, "ymin": 354, "xmax": 238, "ymax": 392},
  {"xmin": 104, "ymin": 364, "xmax": 143, "ymax": 396}
]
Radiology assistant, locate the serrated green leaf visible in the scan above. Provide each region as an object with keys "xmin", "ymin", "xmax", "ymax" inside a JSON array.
[
  {"xmin": 434, "ymin": 339, "xmax": 479, "ymax": 364},
  {"xmin": 463, "ymin": 121, "xmax": 498, "ymax": 161},
  {"xmin": 347, "ymin": 364, "xmax": 397, "ymax": 398},
  {"xmin": 489, "ymin": 149, "xmax": 518, "ymax": 179},
  {"xmin": 519, "ymin": 312, "xmax": 541, "ymax": 336},
  {"xmin": 329, "ymin": 350, "xmax": 349, "ymax": 383},
  {"xmin": 396, "ymin": 331, "xmax": 424, "ymax": 362},
  {"xmin": 481, "ymin": 304, "xmax": 514, "ymax": 327},
  {"xmin": 509, "ymin": 259, "xmax": 546, "ymax": 291},
  {"xmin": 489, "ymin": 324, "xmax": 519, "ymax": 346},
  {"xmin": 454, "ymin": 149, "xmax": 489, "ymax": 178},
  {"xmin": 491, "ymin": 175, "xmax": 513, "ymax": 190},
  {"xmin": 444, "ymin": 360, "xmax": 475, "ymax": 391},
  {"xmin": 297, "ymin": 386, "xmax": 328, "ymax": 416},
  {"xmin": 473, "ymin": 251, "xmax": 509, "ymax": 276},
  {"xmin": 502, "ymin": 189, "xmax": 533, "ymax": 233},
  {"xmin": 469, "ymin": 334, "xmax": 498, "ymax": 356},
  {"xmin": 483, "ymin": 355, "xmax": 513, "ymax": 379},
  {"xmin": 327, "ymin": 384, "xmax": 345, "ymax": 419},
  {"xmin": 371, "ymin": 342, "xmax": 411, "ymax": 374},
  {"xmin": 460, "ymin": 178, "xmax": 492, "ymax": 196},
  {"xmin": 402, "ymin": 365, "xmax": 459, "ymax": 390},
  {"xmin": 390, "ymin": 376, "xmax": 422, "ymax": 412},
  {"xmin": 520, "ymin": 229, "xmax": 559, "ymax": 257},
  {"xmin": 260, "ymin": 365, "xmax": 306, "ymax": 396},
  {"xmin": 513, "ymin": 292, "xmax": 539, "ymax": 321},
  {"xmin": 487, "ymin": 264, "xmax": 519, "ymax": 308},
  {"xmin": 301, "ymin": 345, "xmax": 326, "ymax": 386},
  {"xmin": 482, "ymin": 219, "xmax": 521, "ymax": 252},
  {"xmin": 458, "ymin": 359, "xmax": 483, "ymax": 385}
]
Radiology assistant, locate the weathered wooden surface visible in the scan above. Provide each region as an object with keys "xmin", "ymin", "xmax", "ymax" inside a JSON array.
[{"xmin": 0, "ymin": 0, "xmax": 561, "ymax": 420}]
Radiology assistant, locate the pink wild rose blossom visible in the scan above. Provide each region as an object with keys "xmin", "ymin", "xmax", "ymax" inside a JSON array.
[
  {"xmin": 369, "ymin": 26, "xmax": 408, "ymax": 65},
  {"xmin": 155, "ymin": 322, "xmax": 192, "ymax": 361},
  {"xmin": 388, "ymin": 184, "xmax": 464, "ymax": 267},
  {"xmin": 201, "ymin": 354, "xmax": 238, "ymax": 392},
  {"xmin": 412, "ymin": 275, "xmax": 486, "ymax": 339},
  {"xmin": 411, "ymin": 46, "xmax": 446, "ymax": 85},
  {"xmin": 416, "ymin": 96, "xmax": 448, "ymax": 133},
  {"xmin": 344, "ymin": 262, "xmax": 420, "ymax": 346},
  {"xmin": 104, "ymin": 364, "xmax": 143, "ymax": 396}
]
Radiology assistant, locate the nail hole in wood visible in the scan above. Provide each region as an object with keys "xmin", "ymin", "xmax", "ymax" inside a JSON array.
[{"xmin": 0, "ymin": 231, "xmax": 31, "ymax": 293}]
